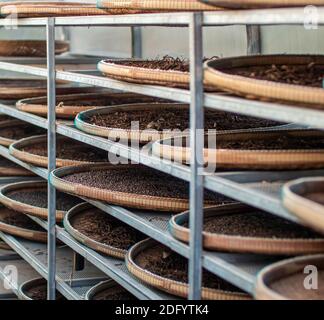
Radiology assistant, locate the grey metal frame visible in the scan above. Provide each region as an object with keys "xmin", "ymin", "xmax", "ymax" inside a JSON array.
[
  {"xmin": 0, "ymin": 10, "xmax": 323, "ymax": 300},
  {"xmin": 46, "ymin": 17, "xmax": 57, "ymax": 301}
]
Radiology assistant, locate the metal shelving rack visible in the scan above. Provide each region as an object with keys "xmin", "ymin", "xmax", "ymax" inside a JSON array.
[{"xmin": 0, "ymin": 8, "xmax": 323, "ymax": 300}]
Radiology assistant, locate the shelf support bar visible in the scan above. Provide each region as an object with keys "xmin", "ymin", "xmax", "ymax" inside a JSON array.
[
  {"xmin": 246, "ymin": 25, "xmax": 261, "ymax": 55},
  {"xmin": 188, "ymin": 12, "xmax": 204, "ymax": 300},
  {"xmin": 131, "ymin": 27, "xmax": 142, "ymax": 58},
  {"xmin": 46, "ymin": 17, "xmax": 57, "ymax": 301}
]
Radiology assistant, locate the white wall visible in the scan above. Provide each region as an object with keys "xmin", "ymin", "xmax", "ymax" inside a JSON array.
[{"xmin": 68, "ymin": 25, "xmax": 324, "ymax": 58}]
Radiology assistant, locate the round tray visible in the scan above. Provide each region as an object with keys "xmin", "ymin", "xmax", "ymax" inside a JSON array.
[
  {"xmin": 0, "ymin": 156, "xmax": 35, "ymax": 177},
  {"xmin": 85, "ymin": 279, "xmax": 136, "ymax": 300},
  {"xmin": 16, "ymin": 92, "xmax": 163, "ymax": 119},
  {"xmin": 152, "ymin": 129, "xmax": 324, "ymax": 170},
  {"xmin": 0, "ymin": 206, "xmax": 47, "ymax": 243},
  {"xmin": 75, "ymin": 103, "xmax": 191, "ymax": 143},
  {"xmin": 255, "ymin": 254, "xmax": 324, "ymax": 300},
  {"xmin": 0, "ymin": 40, "xmax": 69, "ymax": 57},
  {"xmin": 199, "ymin": 0, "xmax": 324, "ymax": 8},
  {"xmin": 65, "ymin": 202, "xmax": 133, "ymax": 259},
  {"xmin": 50, "ymin": 163, "xmax": 222, "ymax": 213},
  {"xmin": 0, "ymin": 180, "xmax": 76, "ymax": 222},
  {"xmin": 0, "ymin": 2, "xmax": 153, "ymax": 18},
  {"xmin": 170, "ymin": 203, "xmax": 324, "ymax": 255},
  {"xmin": 98, "ymin": 59, "xmax": 216, "ymax": 90},
  {"xmin": 0, "ymin": 79, "xmax": 101, "ymax": 100},
  {"xmin": 18, "ymin": 278, "xmax": 46, "ymax": 300},
  {"xmin": 282, "ymin": 177, "xmax": 324, "ymax": 234},
  {"xmin": 9, "ymin": 134, "xmax": 108, "ymax": 168},
  {"xmin": 0, "ymin": 120, "xmax": 45, "ymax": 147},
  {"xmin": 126, "ymin": 238, "xmax": 251, "ymax": 300},
  {"xmin": 98, "ymin": 0, "xmax": 218, "ymax": 10},
  {"xmin": 205, "ymin": 55, "xmax": 324, "ymax": 108}
]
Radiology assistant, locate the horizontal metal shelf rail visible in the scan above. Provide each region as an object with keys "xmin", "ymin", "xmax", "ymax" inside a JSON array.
[
  {"xmin": 0, "ymin": 104, "xmax": 323, "ymax": 225},
  {"xmin": 0, "ymin": 146, "xmax": 172, "ymax": 299},
  {"xmin": 0, "ymin": 144, "xmax": 322, "ymax": 295},
  {"xmin": 0, "ymin": 232, "xmax": 106, "ymax": 300},
  {"xmin": 1, "ymin": 61, "xmax": 324, "ymax": 128},
  {"xmin": 0, "ymin": 8, "xmax": 324, "ymax": 27},
  {"xmin": 1, "ymin": 10, "xmax": 323, "ymax": 299}
]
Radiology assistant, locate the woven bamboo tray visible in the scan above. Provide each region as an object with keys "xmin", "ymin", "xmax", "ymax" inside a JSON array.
[
  {"xmin": 85, "ymin": 279, "xmax": 135, "ymax": 300},
  {"xmin": 0, "ymin": 40, "xmax": 69, "ymax": 57},
  {"xmin": 152, "ymin": 128, "xmax": 324, "ymax": 170},
  {"xmin": 283, "ymin": 177, "xmax": 324, "ymax": 234},
  {"xmin": 98, "ymin": 59, "xmax": 216, "ymax": 90},
  {"xmin": 205, "ymin": 55, "xmax": 324, "ymax": 108},
  {"xmin": 0, "ymin": 206, "xmax": 47, "ymax": 242},
  {"xmin": 64, "ymin": 202, "xmax": 127, "ymax": 259},
  {"xmin": 75, "ymin": 103, "xmax": 191, "ymax": 143},
  {"xmin": 199, "ymin": 0, "xmax": 324, "ymax": 8},
  {"xmin": 126, "ymin": 238, "xmax": 251, "ymax": 300},
  {"xmin": 50, "ymin": 163, "xmax": 218, "ymax": 212},
  {"xmin": 0, "ymin": 79, "xmax": 101, "ymax": 100},
  {"xmin": 0, "ymin": 158, "xmax": 35, "ymax": 177},
  {"xmin": 18, "ymin": 278, "xmax": 46, "ymax": 300},
  {"xmin": 16, "ymin": 92, "xmax": 163, "ymax": 119},
  {"xmin": 0, "ymin": 120, "xmax": 45, "ymax": 147},
  {"xmin": 170, "ymin": 203, "xmax": 324, "ymax": 255},
  {"xmin": 98, "ymin": 0, "xmax": 219, "ymax": 11},
  {"xmin": 0, "ymin": 181, "xmax": 68, "ymax": 222},
  {"xmin": 256, "ymin": 254, "xmax": 324, "ymax": 300},
  {"xmin": 0, "ymin": 2, "xmax": 153, "ymax": 18},
  {"xmin": 9, "ymin": 134, "xmax": 107, "ymax": 168}
]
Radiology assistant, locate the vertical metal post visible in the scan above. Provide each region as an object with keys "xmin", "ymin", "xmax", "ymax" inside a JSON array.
[
  {"xmin": 46, "ymin": 17, "xmax": 57, "ymax": 301},
  {"xmin": 131, "ymin": 27, "xmax": 142, "ymax": 58},
  {"xmin": 246, "ymin": 25, "xmax": 261, "ymax": 55},
  {"xmin": 73, "ymin": 252, "xmax": 85, "ymax": 271},
  {"xmin": 188, "ymin": 12, "xmax": 204, "ymax": 300}
]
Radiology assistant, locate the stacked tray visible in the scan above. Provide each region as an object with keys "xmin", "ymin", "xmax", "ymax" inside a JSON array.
[
  {"xmin": 0, "ymin": 79, "xmax": 102, "ymax": 100},
  {"xmin": 0, "ymin": 156, "xmax": 34, "ymax": 177},
  {"xmin": 64, "ymin": 203, "xmax": 145, "ymax": 259},
  {"xmin": 9, "ymin": 134, "xmax": 110, "ymax": 168},
  {"xmin": 86, "ymin": 279, "xmax": 136, "ymax": 300},
  {"xmin": 98, "ymin": 57, "xmax": 217, "ymax": 90},
  {"xmin": 0, "ymin": 1, "xmax": 153, "ymax": 18},
  {"xmin": 98, "ymin": 0, "xmax": 219, "ymax": 11},
  {"xmin": 0, "ymin": 40, "xmax": 69, "ymax": 57},
  {"xmin": 19, "ymin": 278, "xmax": 65, "ymax": 300},
  {"xmin": 256, "ymin": 255, "xmax": 324, "ymax": 300},
  {"xmin": 204, "ymin": 54, "xmax": 324, "ymax": 109},
  {"xmin": 51, "ymin": 163, "xmax": 233, "ymax": 212},
  {"xmin": 126, "ymin": 239, "xmax": 251, "ymax": 300},
  {"xmin": 16, "ymin": 92, "xmax": 164, "ymax": 119},
  {"xmin": 0, "ymin": 181, "xmax": 81, "ymax": 222},
  {"xmin": 152, "ymin": 129, "xmax": 324, "ymax": 170},
  {"xmin": 169, "ymin": 203, "xmax": 324, "ymax": 255},
  {"xmin": 0, "ymin": 206, "xmax": 47, "ymax": 242},
  {"xmin": 75, "ymin": 102, "xmax": 282, "ymax": 143},
  {"xmin": 282, "ymin": 177, "xmax": 324, "ymax": 234},
  {"xmin": 199, "ymin": 0, "xmax": 324, "ymax": 8},
  {"xmin": 0, "ymin": 120, "xmax": 45, "ymax": 147}
]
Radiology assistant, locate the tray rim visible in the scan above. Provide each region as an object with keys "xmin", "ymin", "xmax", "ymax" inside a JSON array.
[
  {"xmin": 50, "ymin": 163, "xmax": 218, "ymax": 213},
  {"xmin": 169, "ymin": 203, "xmax": 324, "ymax": 255},
  {"xmin": 126, "ymin": 238, "xmax": 251, "ymax": 300},
  {"xmin": 255, "ymin": 254, "xmax": 324, "ymax": 300},
  {"xmin": 0, "ymin": 180, "xmax": 66, "ymax": 222},
  {"xmin": 64, "ymin": 202, "xmax": 127, "ymax": 259}
]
